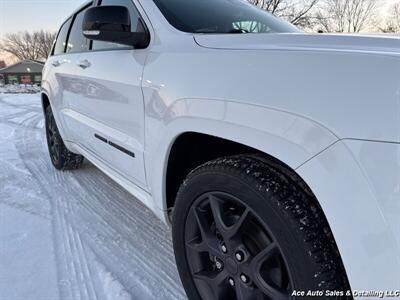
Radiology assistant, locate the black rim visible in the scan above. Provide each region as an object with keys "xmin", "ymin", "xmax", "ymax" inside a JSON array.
[
  {"xmin": 184, "ymin": 192, "xmax": 293, "ymax": 300},
  {"xmin": 46, "ymin": 111, "xmax": 60, "ymax": 164}
]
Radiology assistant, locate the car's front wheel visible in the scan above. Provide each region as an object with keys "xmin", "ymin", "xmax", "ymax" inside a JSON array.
[{"xmin": 172, "ymin": 155, "xmax": 351, "ymax": 299}]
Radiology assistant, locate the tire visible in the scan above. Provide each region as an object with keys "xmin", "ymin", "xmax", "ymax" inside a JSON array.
[
  {"xmin": 45, "ymin": 105, "xmax": 84, "ymax": 170},
  {"xmin": 172, "ymin": 155, "xmax": 351, "ymax": 300}
]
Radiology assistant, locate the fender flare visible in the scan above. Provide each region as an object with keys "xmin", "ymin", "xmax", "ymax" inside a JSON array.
[{"xmin": 145, "ymin": 97, "xmax": 339, "ymax": 213}]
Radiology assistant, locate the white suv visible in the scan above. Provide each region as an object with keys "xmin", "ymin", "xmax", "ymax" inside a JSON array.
[{"xmin": 42, "ymin": 0, "xmax": 400, "ymax": 298}]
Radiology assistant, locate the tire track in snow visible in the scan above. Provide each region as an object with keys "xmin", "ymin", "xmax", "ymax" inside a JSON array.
[
  {"xmin": 11, "ymin": 126, "xmax": 86, "ymax": 300},
  {"xmin": 73, "ymin": 174, "xmax": 184, "ymax": 297},
  {"xmin": 3, "ymin": 93, "xmax": 186, "ymax": 300},
  {"xmin": 15, "ymin": 137, "xmax": 99, "ymax": 300},
  {"xmin": 72, "ymin": 195, "xmax": 182, "ymax": 300},
  {"xmin": 64, "ymin": 177, "xmax": 99, "ymax": 300},
  {"xmin": 5, "ymin": 95, "xmax": 102, "ymax": 300},
  {"xmin": 0, "ymin": 95, "xmax": 42, "ymax": 110},
  {"xmin": 58, "ymin": 170, "xmax": 184, "ymax": 299}
]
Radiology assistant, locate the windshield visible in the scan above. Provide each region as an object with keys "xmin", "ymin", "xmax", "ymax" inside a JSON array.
[{"xmin": 152, "ymin": 0, "xmax": 299, "ymax": 34}]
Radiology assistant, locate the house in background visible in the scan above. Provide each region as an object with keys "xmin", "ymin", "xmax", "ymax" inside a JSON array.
[{"xmin": 0, "ymin": 60, "xmax": 44, "ymax": 85}]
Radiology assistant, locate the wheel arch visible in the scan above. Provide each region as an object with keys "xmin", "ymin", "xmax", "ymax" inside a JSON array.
[
  {"xmin": 41, "ymin": 92, "xmax": 51, "ymax": 114},
  {"xmin": 164, "ymin": 131, "xmax": 318, "ymax": 218},
  {"xmin": 151, "ymin": 98, "xmax": 338, "ymax": 216},
  {"xmin": 40, "ymin": 91, "xmax": 77, "ymax": 153}
]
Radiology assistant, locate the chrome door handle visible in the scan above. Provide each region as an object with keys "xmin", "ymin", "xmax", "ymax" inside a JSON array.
[
  {"xmin": 52, "ymin": 60, "xmax": 61, "ymax": 67},
  {"xmin": 77, "ymin": 59, "xmax": 91, "ymax": 69}
]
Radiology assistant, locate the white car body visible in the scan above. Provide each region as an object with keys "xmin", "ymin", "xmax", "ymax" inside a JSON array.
[{"xmin": 42, "ymin": 0, "xmax": 400, "ymax": 295}]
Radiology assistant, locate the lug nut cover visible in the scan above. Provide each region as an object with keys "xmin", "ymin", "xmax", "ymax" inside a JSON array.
[
  {"xmin": 215, "ymin": 259, "xmax": 223, "ymax": 270},
  {"xmin": 221, "ymin": 244, "xmax": 227, "ymax": 253},
  {"xmin": 240, "ymin": 274, "xmax": 248, "ymax": 283},
  {"xmin": 228, "ymin": 278, "xmax": 235, "ymax": 286},
  {"xmin": 235, "ymin": 252, "xmax": 243, "ymax": 261}
]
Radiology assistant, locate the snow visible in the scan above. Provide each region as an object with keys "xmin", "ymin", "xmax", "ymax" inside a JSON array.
[
  {"xmin": 0, "ymin": 92, "xmax": 186, "ymax": 300},
  {"xmin": 0, "ymin": 84, "xmax": 42, "ymax": 94}
]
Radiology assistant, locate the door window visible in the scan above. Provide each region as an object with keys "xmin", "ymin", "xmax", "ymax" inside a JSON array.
[
  {"xmin": 53, "ymin": 18, "xmax": 72, "ymax": 55},
  {"xmin": 92, "ymin": 0, "xmax": 146, "ymax": 51},
  {"xmin": 66, "ymin": 7, "xmax": 91, "ymax": 53}
]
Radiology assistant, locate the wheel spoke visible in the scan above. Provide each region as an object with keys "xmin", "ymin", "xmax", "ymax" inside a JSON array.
[
  {"xmin": 235, "ymin": 282, "xmax": 259, "ymax": 300},
  {"xmin": 228, "ymin": 208, "xmax": 250, "ymax": 238},
  {"xmin": 251, "ymin": 242, "xmax": 278, "ymax": 271},
  {"xmin": 256, "ymin": 282, "xmax": 289, "ymax": 300},
  {"xmin": 186, "ymin": 237, "xmax": 208, "ymax": 253},
  {"xmin": 251, "ymin": 243, "xmax": 289, "ymax": 300},
  {"xmin": 193, "ymin": 270, "xmax": 228, "ymax": 299},
  {"xmin": 193, "ymin": 206, "xmax": 220, "ymax": 255},
  {"xmin": 193, "ymin": 270, "xmax": 215, "ymax": 285},
  {"xmin": 209, "ymin": 195, "xmax": 228, "ymax": 235},
  {"xmin": 209, "ymin": 195, "xmax": 251, "ymax": 240}
]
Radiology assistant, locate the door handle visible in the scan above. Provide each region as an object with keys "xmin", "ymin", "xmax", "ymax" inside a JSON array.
[
  {"xmin": 51, "ymin": 60, "xmax": 61, "ymax": 67},
  {"xmin": 77, "ymin": 59, "xmax": 91, "ymax": 69}
]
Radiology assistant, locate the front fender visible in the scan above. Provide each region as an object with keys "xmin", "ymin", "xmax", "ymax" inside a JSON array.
[{"xmin": 144, "ymin": 97, "xmax": 338, "ymax": 215}]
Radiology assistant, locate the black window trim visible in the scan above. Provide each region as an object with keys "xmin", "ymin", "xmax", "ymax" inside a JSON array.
[
  {"xmin": 65, "ymin": 2, "xmax": 94, "ymax": 55},
  {"xmin": 51, "ymin": 3, "xmax": 94, "ymax": 57},
  {"xmin": 51, "ymin": 17, "xmax": 72, "ymax": 57}
]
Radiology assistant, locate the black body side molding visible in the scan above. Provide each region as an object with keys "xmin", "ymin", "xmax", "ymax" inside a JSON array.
[{"xmin": 94, "ymin": 134, "xmax": 135, "ymax": 158}]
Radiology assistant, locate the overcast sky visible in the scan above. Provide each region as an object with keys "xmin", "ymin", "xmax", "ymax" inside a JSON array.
[{"xmin": 0, "ymin": 0, "xmax": 88, "ymax": 37}]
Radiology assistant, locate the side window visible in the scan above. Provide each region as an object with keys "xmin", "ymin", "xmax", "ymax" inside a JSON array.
[
  {"xmin": 66, "ymin": 7, "xmax": 91, "ymax": 53},
  {"xmin": 92, "ymin": 0, "xmax": 146, "ymax": 51},
  {"xmin": 53, "ymin": 18, "xmax": 72, "ymax": 55}
]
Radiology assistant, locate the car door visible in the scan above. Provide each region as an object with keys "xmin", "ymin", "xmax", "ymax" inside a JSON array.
[
  {"xmin": 50, "ymin": 3, "xmax": 93, "ymax": 142},
  {"xmin": 66, "ymin": 0, "xmax": 149, "ymax": 188}
]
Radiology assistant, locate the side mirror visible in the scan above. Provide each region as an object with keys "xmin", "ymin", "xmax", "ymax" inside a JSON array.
[{"xmin": 82, "ymin": 6, "xmax": 149, "ymax": 48}]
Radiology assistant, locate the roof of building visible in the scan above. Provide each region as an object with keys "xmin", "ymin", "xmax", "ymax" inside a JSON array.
[{"xmin": 0, "ymin": 60, "xmax": 44, "ymax": 74}]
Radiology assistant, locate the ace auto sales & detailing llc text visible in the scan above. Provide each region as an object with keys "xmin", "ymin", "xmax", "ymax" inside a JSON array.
[{"xmin": 292, "ymin": 290, "xmax": 400, "ymax": 298}]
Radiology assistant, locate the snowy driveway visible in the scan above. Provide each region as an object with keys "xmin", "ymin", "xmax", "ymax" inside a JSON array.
[{"xmin": 0, "ymin": 93, "xmax": 186, "ymax": 300}]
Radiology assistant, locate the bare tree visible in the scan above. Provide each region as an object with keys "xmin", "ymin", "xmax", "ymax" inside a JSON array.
[
  {"xmin": 36, "ymin": 31, "xmax": 57, "ymax": 59},
  {"xmin": 380, "ymin": 2, "xmax": 400, "ymax": 33},
  {"xmin": 248, "ymin": 0, "xmax": 319, "ymax": 28},
  {"xmin": 315, "ymin": 0, "xmax": 378, "ymax": 33},
  {"xmin": 0, "ymin": 30, "xmax": 56, "ymax": 61}
]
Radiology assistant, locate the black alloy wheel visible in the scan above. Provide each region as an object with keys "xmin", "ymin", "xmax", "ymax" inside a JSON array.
[
  {"xmin": 46, "ymin": 107, "xmax": 61, "ymax": 165},
  {"xmin": 185, "ymin": 192, "xmax": 292, "ymax": 299}
]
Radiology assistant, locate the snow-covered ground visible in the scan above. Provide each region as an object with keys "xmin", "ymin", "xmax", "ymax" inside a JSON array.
[
  {"xmin": 0, "ymin": 84, "xmax": 42, "ymax": 94},
  {"xmin": 0, "ymin": 93, "xmax": 186, "ymax": 300}
]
